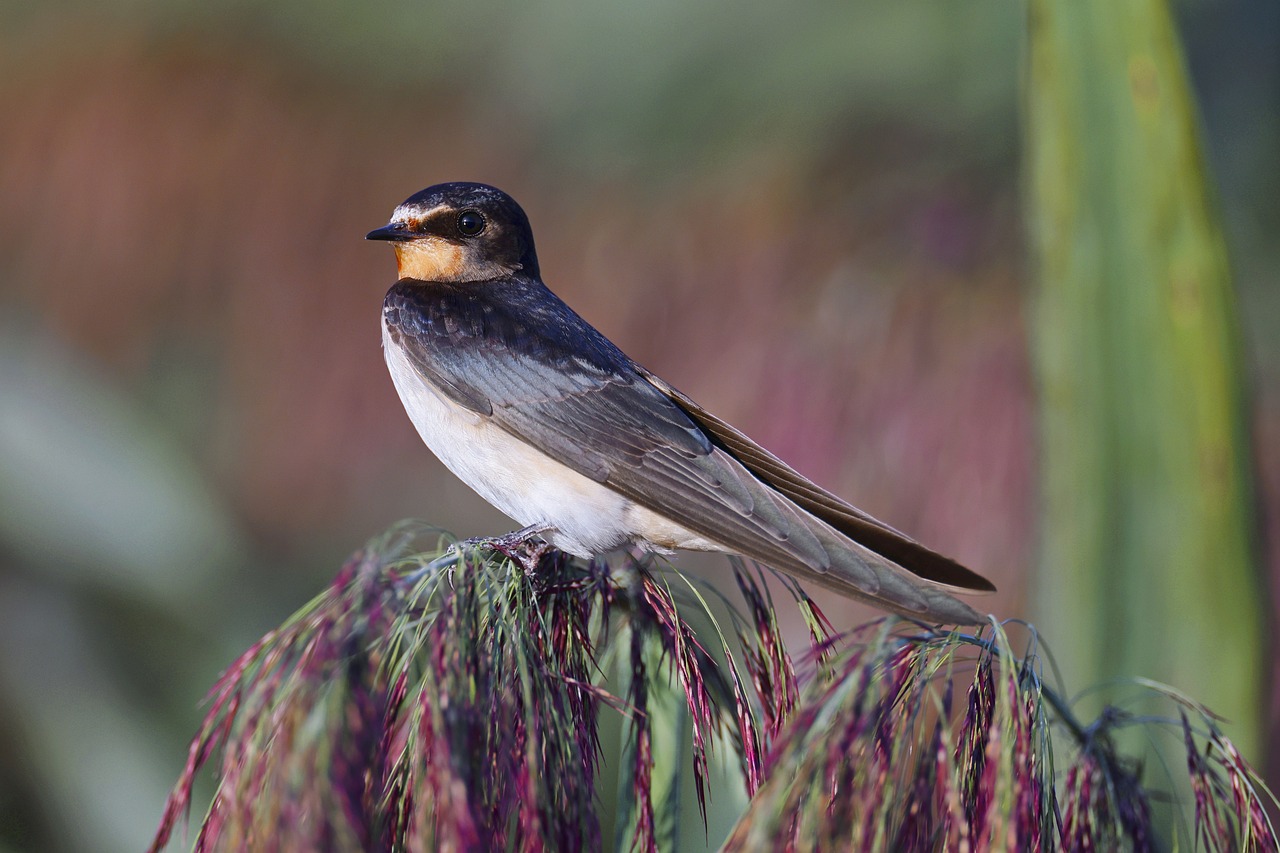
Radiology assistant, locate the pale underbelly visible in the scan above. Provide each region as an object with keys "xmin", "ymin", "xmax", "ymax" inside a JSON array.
[{"xmin": 382, "ymin": 327, "xmax": 719, "ymax": 557}]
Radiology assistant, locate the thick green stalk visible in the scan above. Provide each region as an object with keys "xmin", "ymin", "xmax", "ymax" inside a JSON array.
[{"xmin": 1027, "ymin": 0, "xmax": 1263, "ymax": 757}]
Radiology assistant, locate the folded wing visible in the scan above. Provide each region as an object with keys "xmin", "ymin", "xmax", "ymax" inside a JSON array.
[{"xmin": 384, "ymin": 278, "xmax": 992, "ymax": 624}]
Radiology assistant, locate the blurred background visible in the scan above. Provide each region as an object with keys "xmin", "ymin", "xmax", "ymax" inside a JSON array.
[{"xmin": 0, "ymin": 1, "xmax": 1275, "ymax": 850}]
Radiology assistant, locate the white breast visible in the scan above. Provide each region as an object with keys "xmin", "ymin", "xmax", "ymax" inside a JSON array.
[{"xmin": 382, "ymin": 320, "xmax": 717, "ymax": 557}]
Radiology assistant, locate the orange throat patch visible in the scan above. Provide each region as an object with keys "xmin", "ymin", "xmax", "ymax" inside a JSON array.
[{"xmin": 393, "ymin": 239, "xmax": 469, "ymax": 281}]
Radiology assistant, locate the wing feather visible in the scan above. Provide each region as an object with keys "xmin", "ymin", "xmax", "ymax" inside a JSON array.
[
  {"xmin": 638, "ymin": 370, "xmax": 997, "ymax": 593},
  {"xmin": 383, "ymin": 278, "xmax": 991, "ymax": 622}
]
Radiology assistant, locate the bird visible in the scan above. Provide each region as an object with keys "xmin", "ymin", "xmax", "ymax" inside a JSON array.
[{"xmin": 369, "ymin": 182, "xmax": 994, "ymax": 624}]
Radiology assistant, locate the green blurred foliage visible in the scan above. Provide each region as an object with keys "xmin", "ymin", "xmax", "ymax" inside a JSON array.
[
  {"xmin": 1027, "ymin": 0, "xmax": 1263, "ymax": 764},
  {"xmin": 7, "ymin": 0, "xmax": 1020, "ymax": 175}
]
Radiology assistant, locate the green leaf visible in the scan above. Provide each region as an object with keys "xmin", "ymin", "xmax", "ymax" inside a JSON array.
[{"xmin": 1026, "ymin": 0, "xmax": 1264, "ymax": 764}]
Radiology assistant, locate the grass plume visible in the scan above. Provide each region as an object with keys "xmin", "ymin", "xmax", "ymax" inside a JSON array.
[{"xmin": 151, "ymin": 525, "xmax": 1277, "ymax": 852}]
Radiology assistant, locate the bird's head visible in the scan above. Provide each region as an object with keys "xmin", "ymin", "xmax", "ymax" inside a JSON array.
[{"xmin": 367, "ymin": 182, "xmax": 540, "ymax": 282}]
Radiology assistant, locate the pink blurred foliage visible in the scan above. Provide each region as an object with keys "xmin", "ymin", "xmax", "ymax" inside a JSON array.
[{"xmin": 0, "ymin": 32, "xmax": 1033, "ymax": 618}]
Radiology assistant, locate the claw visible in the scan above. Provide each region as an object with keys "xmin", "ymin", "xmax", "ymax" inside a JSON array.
[{"xmin": 450, "ymin": 524, "xmax": 553, "ymax": 572}]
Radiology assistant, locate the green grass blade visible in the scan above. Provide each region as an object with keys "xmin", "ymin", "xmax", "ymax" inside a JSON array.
[{"xmin": 1026, "ymin": 0, "xmax": 1263, "ymax": 764}]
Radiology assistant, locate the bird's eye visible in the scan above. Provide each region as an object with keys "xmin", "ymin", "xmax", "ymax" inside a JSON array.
[{"xmin": 457, "ymin": 211, "xmax": 486, "ymax": 237}]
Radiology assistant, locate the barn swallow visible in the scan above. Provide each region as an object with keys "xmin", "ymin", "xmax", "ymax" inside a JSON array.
[{"xmin": 369, "ymin": 182, "xmax": 994, "ymax": 624}]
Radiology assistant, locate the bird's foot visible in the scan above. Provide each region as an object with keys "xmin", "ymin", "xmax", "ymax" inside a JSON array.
[{"xmin": 450, "ymin": 525, "xmax": 552, "ymax": 572}]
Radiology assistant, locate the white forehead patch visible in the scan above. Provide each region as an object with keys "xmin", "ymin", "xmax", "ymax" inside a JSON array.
[{"xmin": 391, "ymin": 202, "xmax": 450, "ymax": 226}]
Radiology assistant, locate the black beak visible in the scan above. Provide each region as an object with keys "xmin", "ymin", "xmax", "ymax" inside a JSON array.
[{"xmin": 366, "ymin": 223, "xmax": 415, "ymax": 241}]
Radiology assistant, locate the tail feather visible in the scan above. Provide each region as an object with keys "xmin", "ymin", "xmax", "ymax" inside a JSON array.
[
  {"xmin": 730, "ymin": 520, "xmax": 986, "ymax": 625},
  {"xmin": 645, "ymin": 370, "xmax": 997, "ymax": 599},
  {"xmin": 684, "ymin": 445, "xmax": 987, "ymax": 625}
]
